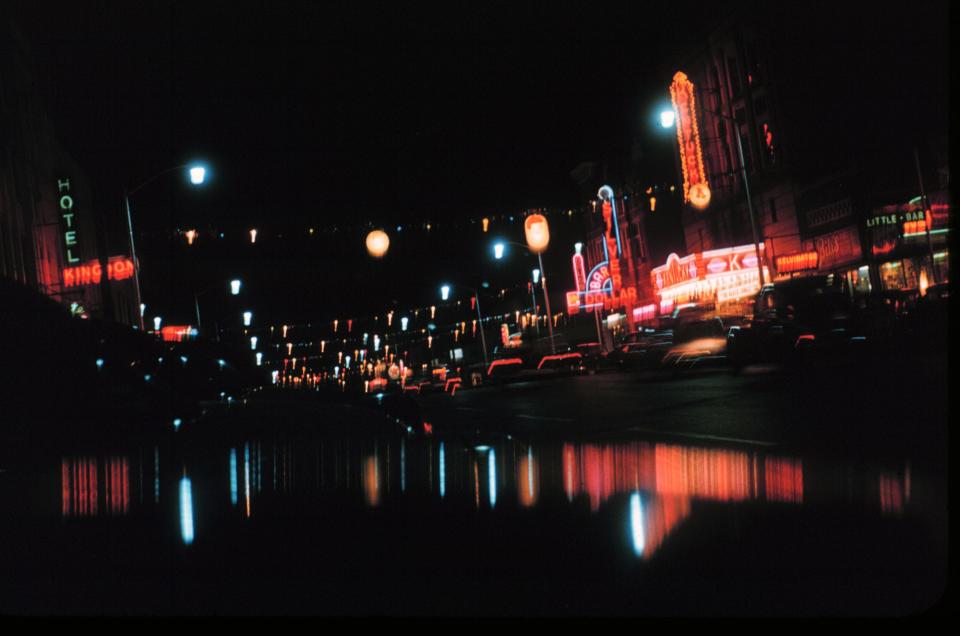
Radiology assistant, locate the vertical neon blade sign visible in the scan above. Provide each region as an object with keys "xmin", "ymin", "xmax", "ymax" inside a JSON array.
[{"xmin": 670, "ymin": 72, "xmax": 709, "ymax": 205}]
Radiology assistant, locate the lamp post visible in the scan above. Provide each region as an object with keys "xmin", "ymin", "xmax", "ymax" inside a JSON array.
[
  {"xmin": 125, "ymin": 162, "xmax": 209, "ymax": 330},
  {"xmin": 530, "ymin": 269, "xmax": 541, "ymax": 336},
  {"xmin": 494, "ymin": 236, "xmax": 556, "ymax": 354},
  {"xmin": 194, "ymin": 278, "xmax": 240, "ymax": 341},
  {"xmin": 661, "ymin": 104, "xmax": 765, "ymax": 286},
  {"xmin": 441, "ymin": 282, "xmax": 489, "ymax": 369}
]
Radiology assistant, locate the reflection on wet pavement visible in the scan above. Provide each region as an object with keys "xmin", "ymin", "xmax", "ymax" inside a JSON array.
[{"xmin": 48, "ymin": 430, "xmax": 915, "ymax": 562}]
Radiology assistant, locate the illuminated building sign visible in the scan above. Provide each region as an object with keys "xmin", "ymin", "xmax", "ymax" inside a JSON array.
[
  {"xmin": 62, "ymin": 256, "xmax": 135, "ymax": 288},
  {"xmin": 566, "ymin": 257, "xmax": 638, "ymax": 315},
  {"xmin": 669, "ymin": 72, "xmax": 710, "ymax": 207},
  {"xmin": 867, "ymin": 195, "xmax": 951, "ymax": 256},
  {"xmin": 803, "ymin": 226, "xmax": 861, "ymax": 270},
  {"xmin": 57, "ymin": 178, "xmax": 81, "ymax": 263},
  {"xmin": 160, "ymin": 325, "xmax": 198, "ymax": 342},
  {"xmin": 632, "ymin": 304, "xmax": 657, "ymax": 323},
  {"xmin": 572, "ymin": 251, "xmax": 587, "ymax": 292},
  {"xmin": 651, "ymin": 243, "xmax": 768, "ymax": 306},
  {"xmin": 587, "ymin": 262, "xmax": 612, "ymax": 293},
  {"xmin": 775, "ymin": 251, "xmax": 819, "ymax": 274}
]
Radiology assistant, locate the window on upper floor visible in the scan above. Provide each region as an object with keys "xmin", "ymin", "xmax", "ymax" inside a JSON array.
[
  {"xmin": 760, "ymin": 122, "xmax": 777, "ymax": 167},
  {"xmin": 727, "ymin": 57, "xmax": 742, "ymax": 95},
  {"xmin": 746, "ymin": 40, "xmax": 763, "ymax": 86},
  {"xmin": 753, "ymin": 94, "xmax": 768, "ymax": 116}
]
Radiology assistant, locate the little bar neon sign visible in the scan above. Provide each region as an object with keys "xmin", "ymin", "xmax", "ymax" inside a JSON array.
[{"xmin": 63, "ymin": 256, "xmax": 134, "ymax": 288}]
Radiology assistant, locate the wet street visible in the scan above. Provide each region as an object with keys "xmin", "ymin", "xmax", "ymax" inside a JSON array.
[{"xmin": 0, "ymin": 350, "xmax": 947, "ymax": 616}]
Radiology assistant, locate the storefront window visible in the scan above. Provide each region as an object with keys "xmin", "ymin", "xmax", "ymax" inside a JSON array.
[
  {"xmin": 902, "ymin": 258, "xmax": 922, "ymax": 290},
  {"xmin": 933, "ymin": 251, "xmax": 949, "ymax": 283},
  {"xmin": 845, "ymin": 266, "xmax": 872, "ymax": 298},
  {"xmin": 880, "ymin": 261, "xmax": 906, "ymax": 291}
]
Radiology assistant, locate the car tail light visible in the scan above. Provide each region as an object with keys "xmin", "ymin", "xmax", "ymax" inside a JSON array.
[{"xmin": 795, "ymin": 334, "xmax": 815, "ymax": 348}]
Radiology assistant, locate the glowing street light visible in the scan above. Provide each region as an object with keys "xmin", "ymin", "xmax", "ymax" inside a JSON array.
[
  {"xmin": 659, "ymin": 109, "xmax": 676, "ymax": 129},
  {"xmin": 440, "ymin": 285, "xmax": 451, "ymax": 301},
  {"xmin": 365, "ymin": 229, "xmax": 390, "ymax": 258},
  {"xmin": 153, "ymin": 316, "xmax": 162, "ymax": 331},
  {"xmin": 493, "ymin": 243, "xmax": 506, "ymax": 260},
  {"xmin": 189, "ymin": 165, "xmax": 207, "ymax": 185},
  {"xmin": 532, "ymin": 269, "xmax": 541, "ymax": 284},
  {"xmin": 250, "ymin": 336, "xmax": 258, "ymax": 350},
  {"xmin": 523, "ymin": 214, "xmax": 550, "ymax": 253},
  {"xmin": 230, "ymin": 279, "xmax": 242, "ymax": 295},
  {"xmin": 243, "ymin": 310, "xmax": 253, "ymax": 326},
  {"xmin": 249, "ymin": 228, "xmax": 257, "ymax": 244}
]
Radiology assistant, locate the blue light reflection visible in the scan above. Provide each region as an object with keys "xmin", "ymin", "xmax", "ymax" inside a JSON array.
[{"xmin": 179, "ymin": 476, "xmax": 195, "ymax": 545}]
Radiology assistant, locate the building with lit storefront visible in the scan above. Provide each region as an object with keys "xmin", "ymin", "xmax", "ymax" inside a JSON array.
[
  {"xmin": 1, "ymin": 21, "xmax": 138, "ymax": 324},
  {"xmin": 662, "ymin": 14, "xmax": 803, "ymax": 275},
  {"xmin": 565, "ymin": 161, "xmax": 663, "ymax": 334},
  {"xmin": 866, "ymin": 190, "xmax": 950, "ymax": 294}
]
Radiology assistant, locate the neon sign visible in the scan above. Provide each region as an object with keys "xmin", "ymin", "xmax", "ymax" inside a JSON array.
[
  {"xmin": 62, "ymin": 256, "xmax": 135, "ymax": 288},
  {"xmin": 669, "ymin": 72, "xmax": 710, "ymax": 207},
  {"xmin": 58, "ymin": 178, "xmax": 81, "ymax": 264},
  {"xmin": 775, "ymin": 251, "xmax": 819, "ymax": 274},
  {"xmin": 652, "ymin": 243, "xmax": 768, "ymax": 305},
  {"xmin": 572, "ymin": 251, "xmax": 587, "ymax": 293},
  {"xmin": 160, "ymin": 325, "xmax": 198, "ymax": 342}
]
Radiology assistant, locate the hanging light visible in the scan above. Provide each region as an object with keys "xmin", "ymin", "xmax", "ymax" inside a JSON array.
[
  {"xmin": 524, "ymin": 214, "xmax": 550, "ymax": 253},
  {"xmin": 365, "ymin": 229, "xmax": 390, "ymax": 258}
]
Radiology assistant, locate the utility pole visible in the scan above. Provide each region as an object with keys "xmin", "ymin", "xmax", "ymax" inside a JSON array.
[{"xmin": 913, "ymin": 147, "xmax": 937, "ymax": 284}]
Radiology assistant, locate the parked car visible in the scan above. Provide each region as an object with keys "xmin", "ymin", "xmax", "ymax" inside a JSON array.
[
  {"xmin": 611, "ymin": 329, "xmax": 674, "ymax": 371},
  {"xmin": 661, "ymin": 317, "xmax": 728, "ymax": 368},
  {"xmin": 575, "ymin": 342, "xmax": 614, "ymax": 373},
  {"xmin": 727, "ymin": 276, "xmax": 866, "ymax": 368}
]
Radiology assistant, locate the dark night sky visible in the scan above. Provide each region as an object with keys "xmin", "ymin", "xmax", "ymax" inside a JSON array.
[{"xmin": 8, "ymin": 1, "xmax": 950, "ymax": 324}]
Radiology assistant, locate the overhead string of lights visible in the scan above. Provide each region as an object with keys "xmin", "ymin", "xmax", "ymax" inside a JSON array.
[{"xmin": 133, "ymin": 183, "xmax": 680, "ymax": 242}]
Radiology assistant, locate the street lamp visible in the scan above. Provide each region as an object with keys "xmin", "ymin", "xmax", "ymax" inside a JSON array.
[
  {"xmin": 189, "ymin": 166, "xmax": 207, "ymax": 185},
  {"xmin": 441, "ymin": 282, "xmax": 489, "ymax": 369},
  {"xmin": 659, "ymin": 109, "xmax": 676, "ymax": 129},
  {"xmin": 153, "ymin": 316, "xmax": 162, "ymax": 332},
  {"xmin": 365, "ymin": 229, "xmax": 390, "ymax": 258},
  {"xmin": 659, "ymin": 99, "xmax": 765, "ymax": 286},
  {"xmin": 243, "ymin": 310, "xmax": 253, "ymax": 327},
  {"xmin": 194, "ymin": 279, "xmax": 242, "ymax": 340},
  {"xmin": 491, "ymin": 237, "xmax": 556, "ymax": 353},
  {"xmin": 125, "ymin": 162, "xmax": 208, "ymax": 330},
  {"xmin": 530, "ymin": 269, "xmax": 541, "ymax": 336}
]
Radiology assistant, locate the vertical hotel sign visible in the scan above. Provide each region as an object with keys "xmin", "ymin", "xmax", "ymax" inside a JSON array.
[
  {"xmin": 58, "ymin": 178, "xmax": 81, "ymax": 264},
  {"xmin": 669, "ymin": 72, "xmax": 711, "ymax": 209}
]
